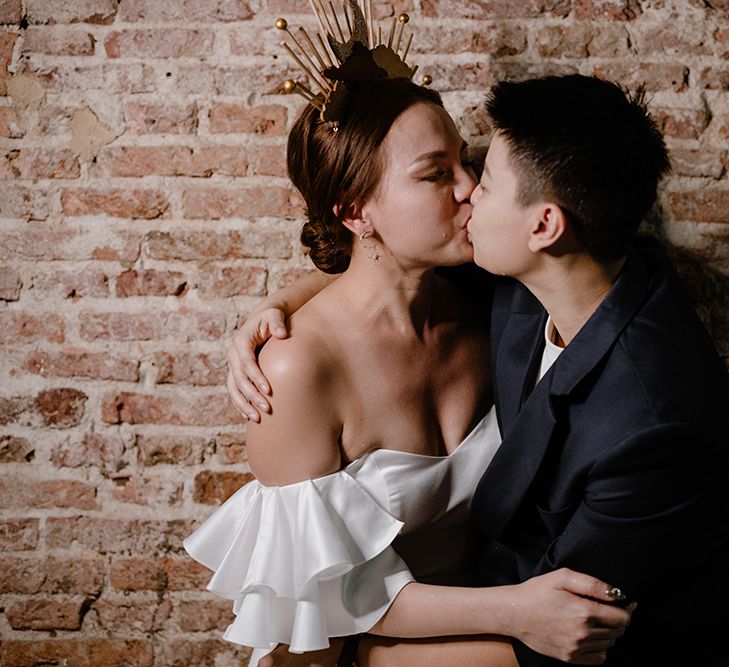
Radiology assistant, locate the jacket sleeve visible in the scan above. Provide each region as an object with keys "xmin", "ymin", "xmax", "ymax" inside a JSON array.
[{"xmin": 513, "ymin": 422, "xmax": 729, "ymax": 667}]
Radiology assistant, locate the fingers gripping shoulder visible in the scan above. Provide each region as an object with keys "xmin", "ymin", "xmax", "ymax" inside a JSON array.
[{"xmin": 245, "ymin": 333, "xmax": 343, "ymax": 486}]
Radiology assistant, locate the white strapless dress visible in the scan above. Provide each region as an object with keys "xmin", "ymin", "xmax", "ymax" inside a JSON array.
[{"xmin": 183, "ymin": 407, "xmax": 501, "ymax": 666}]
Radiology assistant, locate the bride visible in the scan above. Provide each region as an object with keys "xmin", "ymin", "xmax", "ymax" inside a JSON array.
[{"xmin": 185, "ymin": 6, "xmax": 631, "ymax": 667}]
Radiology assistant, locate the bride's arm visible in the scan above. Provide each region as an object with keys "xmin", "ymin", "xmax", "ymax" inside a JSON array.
[{"xmin": 369, "ymin": 569, "xmax": 632, "ymax": 664}]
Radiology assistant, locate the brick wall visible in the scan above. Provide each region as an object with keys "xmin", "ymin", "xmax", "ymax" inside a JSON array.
[{"xmin": 1, "ymin": 0, "xmax": 727, "ymax": 665}]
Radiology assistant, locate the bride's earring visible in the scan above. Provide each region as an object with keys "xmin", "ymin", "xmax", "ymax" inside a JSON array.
[{"xmin": 358, "ymin": 229, "xmax": 379, "ymax": 263}]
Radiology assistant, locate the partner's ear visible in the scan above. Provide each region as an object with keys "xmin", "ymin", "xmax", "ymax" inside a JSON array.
[
  {"xmin": 336, "ymin": 201, "xmax": 370, "ymax": 239},
  {"xmin": 527, "ymin": 202, "xmax": 568, "ymax": 253}
]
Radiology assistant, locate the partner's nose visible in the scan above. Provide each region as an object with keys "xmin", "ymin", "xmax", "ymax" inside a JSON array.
[
  {"xmin": 470, "ymin": 182, "xmax": 482, "ymax": 204},
  {"xmin": 455, "ymin": 165, "xmax": 478, "ymax": 203}
]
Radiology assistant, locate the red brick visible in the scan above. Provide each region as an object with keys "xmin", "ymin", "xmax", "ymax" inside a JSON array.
[
  {"xmin": 535, "ymin": 24, "xmax": 591, "ymax": 59},
  {"xmin": 110, "ymin": 555, "xmax": 210, "ymax": 591},
  {"xmin": 0, "ymin": 227, "xmax": 140, "ymax": 263},
  {"xmin": 157, "ymin": 638, "xmax": 251, "ymax": 666},
  {"xmin": 51, "ymin": 431, "xmax": 127, "ymax": 472},
  {"xmin": 633, "ymin": 23, "xmax": 711, "ymax": 57},
  {"xmin": 422, "ymin": 0, "xmax": 570, "ymax": 18},
  {"xmin": 197, "ymin": 265, "xmax": 267, "ymax": 298},
  {"xmin": 0, "ymin": 518, "xmax": 39, "ymax": 550},
  {"xmin": 105, "ymin": 28, "xmax": 214, "ymax": 58},
  {"xmin": 6, "ymin": 597, "xmax": 87, "ymax": 630},
  {"xmin": 0, "ymin": 266, "xmax": 22, "ymax": 300},
  {"xmin": 136, "ymin": 433, "xmax": 208, "ymax": 466},
  {"xmin": 183, "ymin": 185, "xmax": 303, "ymax": 219},
  {"xmin": 0, "ymin": 30, "xmax": 18, "ymax": 64},
  {"xmin": 110, "ymin": 475, "xmax": 183, "ymax": 506},
  {"xmin": 22, "ymin": 26, "xmax": 96, "ymax": 55},
  {"xmin": 18, "ymin": 320, "xmax": 68, "ymax": 358},
  {"xmin": 165, "ymin": 556, "xmax": 212, "ymax": 590},
  {"xmin": 144, "ymin": 228, "xmax": 294, "ymax": 261},
  {"xmin": 80, "ymin": 311, "xmax": 225, "ymax": 342},
  {"xmin": 152, "ymin": 351, "xmax": 227, "ymax": 386},
  {"xmin": 716, "ymin": 27, "xmax": 729, "ymax": 58},
  {"xmin": 587, "ymin": 25, "xmax": 631, "ymax": 57},
  {"xmin": 193, "ymin": 470, "xmax": 254, "ymax": 504},
  {"xmin": 251, "ymin": 142, "xmax": 287, "ymax": 177},
  {"xmin": 653, "ymin": 108, "xmax": 711, "ymax": 139},
  {"xmin": 215, "ymin": 431, "xmax": 247, "ymax": 464},
  {"xmin": 46, "ymin": 516, "xmax": 194, "ymax": 553},
  {"xmin": 670, "ymin": 148, "xmax": 725, "ymax": 179},
  {"xmin": 0, "ymin": 0, "xmax": 22, "ymax": 23},
  {"xmin": 699, "ymin": 66, "xmax": 729, "ymax": 90},
  {"xmin": 116, "ymin": 269, "xmax": 188, "ymax": 297},
  {"xmin": 98, "ymin": 145, "xmax": 248, "ymax": 177},
  {"xmin": 0, "ymin": 476, "xmax": 97, "ymax": 509},
  {"xmin": 35, "ymin": 62, "xmax": 156, "ymax": 94},
  {"xmin": 101, "ymin": 390, "xmax": 240, "ymax": 426},
  {"xmin": 574, "ymin": 0, "xmax": 641, "ymax": 20},
  {"xmin": 26, "ymin": 0, "xmax": 119, "ymax": 24},
  {"xmin": 176, "ymin": 597, "xmax": 233, "ymax": 631},
  {"xmin": 31, "ymin": 268, "xmax": 110, "ymax": 299},
  {"xmin": 0, "ymin": 106, "xmax": 24, "ymax": 137},
  {"xmin": 0, "ymin": 395, "xmax": 32, "ymax": 426},
  {"xmin": 110, "ymin": 556, "xmax": 169, "ymax": 591},
  {"xmin": 118, "ymin": 0, "xmax": 254, "ymax": 22},
  {"xmin": 26, "ymin": 349, "xmax": 137, "ymax": 382},
  {"xmin": 214, "ymin": 63, "xmax": 302, "ymax": 96},
  {"xmin": 267, "ymin": 266, "xmax": 316, "ymax": 292},
  {"xmin": 92, "ymin": 593, "xmax": 172, "ymax": 633},
  {"xmin": 0, "ymin": 640, "xmax": 154, "ymax": 667},
  {"xmin": 0, "ymin": 187, "xmax": 49, "ymax": 220},
  {"xmin": 592, "ymin": 62, "xmax": 689, "ymax": 92},
  {"xmin": 61, "ymin": 188, "xmax": 170, "ymax": 219},
  {"xmin": 209, "ymin": 103, "xmax": 288, "ymax": 134},
  {"xmin": 35, "ymin": 387, "xmax": 87, "ymax": 427},
  {"xmin": 413, "ymin": 24, "xmax": 527, "ymax": 57},
  {"xmin": 670, "ymin": 190, "xmax": 729, "ymax": 224},
  {"xmin": 0, "ymin": 434, "xmax": 34, "ymax": 462},
  {"xmin": 0, "ymin": 556, "xmax": 105, "ymax": 594},
  {"xmin": 124, "ymin": 101, "xmax": 198, "ymax": 134},
  {"xmin": 0, "ymin": 148, "xmax": 80, "ymax": 179},
  {"xmin": 229, "ymin": 24, "xmax": 279, "ymax": 56}
]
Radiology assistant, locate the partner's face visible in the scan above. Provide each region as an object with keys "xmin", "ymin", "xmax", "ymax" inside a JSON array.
[
  {"xmin": 468, "ymin": 132, "xmax": 535, "ymax": 277},
  {"xmin": 361, "ymin": 102, "xmax": 476, "ymax": 268}
]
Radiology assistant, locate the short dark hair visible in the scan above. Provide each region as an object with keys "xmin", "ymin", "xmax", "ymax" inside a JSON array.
[
  {"xmin": 486, "ymin": 74, "xmax": 671, "ymax": 261},
  {"xmin": 288, "ymin": 78, "xmax": 443, "ymax": 273}
]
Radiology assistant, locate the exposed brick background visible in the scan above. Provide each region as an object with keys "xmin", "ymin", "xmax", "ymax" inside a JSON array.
[{"xmin": 1, "ymin": 0, "xmax": 728, "ymax": 665}]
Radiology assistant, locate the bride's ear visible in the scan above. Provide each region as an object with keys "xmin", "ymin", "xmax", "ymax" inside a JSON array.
[{"xmin": 336, "ymin": 201, "xmax": 369, "ymax": 239}]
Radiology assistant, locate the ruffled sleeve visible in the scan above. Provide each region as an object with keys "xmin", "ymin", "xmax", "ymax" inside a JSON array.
[{"xmin": 183, "ymin": 471, "xmax": 414, "ymax": 657}]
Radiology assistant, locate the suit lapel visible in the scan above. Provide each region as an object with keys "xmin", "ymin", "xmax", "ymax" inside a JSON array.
[
  {"xmin": 492, "ymin": 283, "xmax": 547, "ymax": 436},
  {"xmin": 473, "ymin": 249, "xmax": 653, "ymax": 539}
]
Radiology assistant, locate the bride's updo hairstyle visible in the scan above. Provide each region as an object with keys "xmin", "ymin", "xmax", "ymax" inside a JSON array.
[{"xmin": 287, "ymin": 78, "xmax": 443, "ymax": 273}]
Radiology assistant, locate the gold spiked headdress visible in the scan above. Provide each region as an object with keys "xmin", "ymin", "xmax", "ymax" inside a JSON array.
[{"xmin": 276, "ymin": 0, "xmax": 431, "ymax": 129}]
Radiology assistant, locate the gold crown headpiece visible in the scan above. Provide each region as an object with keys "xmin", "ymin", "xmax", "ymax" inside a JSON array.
[{"xmin": 276, "ymin": 0, "xmax": 432, "ymax": 130}]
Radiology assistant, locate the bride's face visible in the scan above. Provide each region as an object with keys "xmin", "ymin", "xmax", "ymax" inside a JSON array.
[{"xmin": 359, "ymin": 102, "xmax": 476, "ymax": 268}]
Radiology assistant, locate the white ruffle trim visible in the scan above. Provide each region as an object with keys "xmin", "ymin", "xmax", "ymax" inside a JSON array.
[{"xmin": 183, "ymin": 472, "xmax": 414, "ymax": 657}]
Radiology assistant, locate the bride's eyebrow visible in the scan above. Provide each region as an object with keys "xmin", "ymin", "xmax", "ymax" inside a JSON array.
[{"xmin": 411, "ymin": 142, "xmax": 469, "ymax": 166}]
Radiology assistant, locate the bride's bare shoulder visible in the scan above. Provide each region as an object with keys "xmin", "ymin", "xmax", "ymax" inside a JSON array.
[{"xmin": 246, "ymin": 310, "xmax": 344, "ymax": 486}]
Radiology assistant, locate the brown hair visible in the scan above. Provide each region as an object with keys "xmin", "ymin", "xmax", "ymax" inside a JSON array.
[{"xmin": 287, "ymin": 78, "xmax": 443, "ymax": 273}]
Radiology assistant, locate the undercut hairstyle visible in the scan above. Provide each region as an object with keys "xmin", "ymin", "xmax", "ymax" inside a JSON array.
[
  {"xmin": 486, "ymin": 74, "xmax": 671, "ymax": 261},
  {"xmin": 288, "ymin": 78, "xmax": 443, "ymax": 273}
]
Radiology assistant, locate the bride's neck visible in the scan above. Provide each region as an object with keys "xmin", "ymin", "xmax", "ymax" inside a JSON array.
[{"xmin": 332, "ymin": 249, "xmax": 439, "ymax": 337}]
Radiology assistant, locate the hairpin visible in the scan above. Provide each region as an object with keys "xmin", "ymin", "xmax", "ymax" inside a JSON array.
[{"xmin": 275, "ymin": 0, "xmax": 431, "ymax": 129}]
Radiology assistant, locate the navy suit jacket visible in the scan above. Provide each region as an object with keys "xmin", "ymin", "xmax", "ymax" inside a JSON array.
[{"xmin": 471, "ymin": 239, "xmax": 729, "ymax": 666}]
